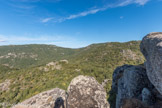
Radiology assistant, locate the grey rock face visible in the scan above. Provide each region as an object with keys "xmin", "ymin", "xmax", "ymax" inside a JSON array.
[
  {"xmin": 109, "ymin": 65, "xmax": 133, "ymax": 108},
  {"xmin": 67, "ymin": 75, "xmax": 109, "ymax": 108},
  {"xmin": 114, "ymin": 65, "xmax": 152, "ymax": 108},
  {"xmin": 140, "ymin": 32, "xmax": 162, "ymax": 95},
  {"xmin": 112, "ymin": 65, "xmax": 132, "ymax": 93},
  {"xmin": 142, "ymin": 88, "xmax": 153, "ymax": 105},
  {"xmin": 12, "ymin": 88, "xmax": 66, "ymax": 108}
]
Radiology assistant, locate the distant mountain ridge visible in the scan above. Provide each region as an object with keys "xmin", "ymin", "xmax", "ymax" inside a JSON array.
[
  {"xmin": 0, "ymin": 41, "xmax": 143, "ymax": 69},
  {"xmin": 0, "ymin": 44, "xmax": 77, "ymax": 69}
]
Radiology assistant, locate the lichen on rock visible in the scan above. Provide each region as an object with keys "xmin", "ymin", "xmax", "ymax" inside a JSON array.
[
  {"xmin": 67, "ymin": 75, "xmax": 110, "ymax": 108},
  {"xmin": 12, "ymin": 88, "xmax": 66, "ymax": 108}
]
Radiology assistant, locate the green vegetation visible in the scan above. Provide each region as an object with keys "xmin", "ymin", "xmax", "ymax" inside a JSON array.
[
  {"xmin": 0, "ymin": 44, "xmax": 77, "ymax": 69},
  {"xmin": 0, "ymin": 41, "xmax": 145, "ymax": 106}
]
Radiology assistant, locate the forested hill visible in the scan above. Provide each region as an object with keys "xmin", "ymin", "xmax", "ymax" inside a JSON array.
[
  {"xmin": 0, "ymin": 44, "xmax": 77, "ymax": 69},
  {"xmin": 0, "ymin": 41, "xmax": 145, "ymax": 107},
  {"xmin": 0, "ymin": 41, "xmax": 143, "ymax": 69}
]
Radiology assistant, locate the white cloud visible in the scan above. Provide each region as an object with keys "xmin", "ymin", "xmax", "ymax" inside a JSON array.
[
  {"xmin": 0, "ymin": 40, "xmax": 6, "ymax": 42},
  {"xmin": 10, "ymin": 0, "xmax": 62, "ymax": 4},
  {"xmin": 44, "ymin": 0, "xmax": 149, "ymax": 23},
  {"xmin": 55, "ymin": 7, "xmax": 109, "ymax": 22},
  {"xmin": 135, "ymin": 0, "xmax": 150, "ymax": 5},
  {"xmin": 117, "ymin": 0, "xmax": 149, "ymax": 6},
  {"xmin": 10, "ymin": 0, "xmax": 150, "ymax": 23},
  {"xmin": 9, "ymin": 4, "xmax": 35, "ymax": 9},
  {"xmin": 0, "ymin": 35, "xmax": 7, "ymax": 43},
  {"xmin": 9, "ymin": 0, "xmax": 150, "ymax": 23},
  {"xmin": 0, "ymin": 34, "xmax": 62, "ymax": 42},
  {"xmin": 0, "ymin": 34, "xmax": 89, "ymax": 48},
  {"xmin": 66, "ymin": 9, "xmax": 100, "ymax": 20},
  {"xmin": 41, "ymin": 18, "xmax": 53, "ymax": 23},
  {"xmin": 11, "ymin": 0, "xmax": 40, "ymax": 2},
  {"xmin": 3, "ymin": 35, "xmax": 62, "ymax": 42},
  {"xmin": 9, "ymin": 0, "xmax": 62, "ymax": 10},
  {"xmin": 117, "ymin": 0, "xmax": 131, "ymax": 6}
]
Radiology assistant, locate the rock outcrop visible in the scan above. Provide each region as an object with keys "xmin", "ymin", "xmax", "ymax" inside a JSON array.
[
  {"xmin": 111, "ymin": 65, "xmax": 154, "ymax": 108},
  {"xmin": 110, "ymin": 32, "xmax": 162, "ymax": 108},
  {"xmin": 12, "ymin": 88, "xmax": 66, "ymax": 108},
  {"xmin": 13, "ymin": 75, "xmax": 109, "ymax": 108},
  {"xmin": 140, "ymin": 32, "xmax": 162, "ymax": 95},
  {"xmin": 67, "ymin": 75, "xmax": 109, "ymax": 108}
]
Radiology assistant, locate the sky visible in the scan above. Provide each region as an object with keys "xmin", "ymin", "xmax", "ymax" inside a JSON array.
[{"xmin": 0, "ymin": 0, "xmax": 162, "ymax": 48}]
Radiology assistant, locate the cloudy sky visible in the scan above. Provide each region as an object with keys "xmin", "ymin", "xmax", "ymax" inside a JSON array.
[{"xmin": 0, "ymin": 0, "xmax": 162, "ymax": 48}]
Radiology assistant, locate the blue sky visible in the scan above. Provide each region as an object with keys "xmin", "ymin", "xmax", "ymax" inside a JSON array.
[{"xmin": 0, "ymin": 0, "xmax": 162, "ymax": 48}]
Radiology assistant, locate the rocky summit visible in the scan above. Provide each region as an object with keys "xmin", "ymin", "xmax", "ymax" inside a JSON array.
[
  {"xmin": 13, "ymin": 75, "xmax": 109, "ymax": 108},
  {"xmin": 109, "ymin": 32, "xmax": 162, "ymax": 108}
]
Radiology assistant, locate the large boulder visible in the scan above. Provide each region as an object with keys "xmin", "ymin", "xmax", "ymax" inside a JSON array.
[
  {"xmin": 67, "ymin": 75, "xmax": 109, "ymax": 108},
  {"xmin": 140, "ymin": 32, "xmax": 162, "ymax": 95},
  {"xmin": 112, "ymin": 65, "xmax": 153, "ymax": 108},
  {"xmin": 12, "ymin": 88, "xmax": 66, "ymax": 108}
]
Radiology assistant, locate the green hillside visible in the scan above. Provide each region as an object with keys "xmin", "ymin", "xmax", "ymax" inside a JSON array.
[
  {"xmin": 0, "ymin": 44, "xmax": 77, "ymax": 69},
  {"xmin": 0, "ymin": 41, "xmax": 145, "ymax": 107}
]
